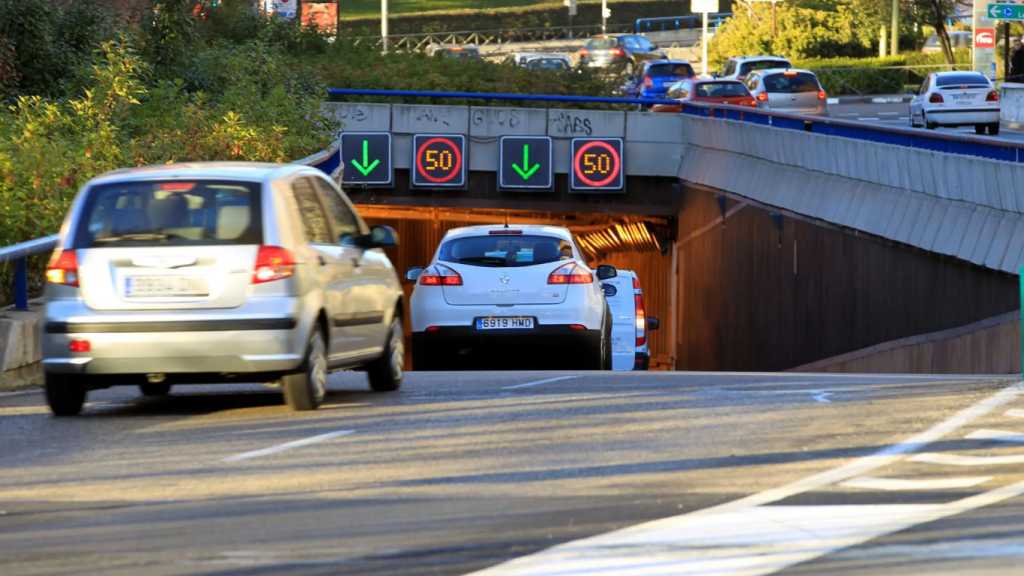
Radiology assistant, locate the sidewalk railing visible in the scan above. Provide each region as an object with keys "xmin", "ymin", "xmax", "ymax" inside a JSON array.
[
  {"xmin": 0, "ymin": 235, "xmax": 59, "ymax": 311},
  {"xmin": 344, "ymin": 23, "xmax": 633, "ymax": 50},
  {"xmin": 635, "ymin": 14, "xmax": 732, "ymax": 33},
  {"xmin": 810, "ymin": 64, "xmax": 967, "ymax": 96}
]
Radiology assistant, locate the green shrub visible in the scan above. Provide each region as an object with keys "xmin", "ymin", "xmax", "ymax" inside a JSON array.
[
  {"xmin": 337, "ymin": 0, "xmax": 732, "ymax": 37},
  {"xmin": 796, "ymin": 50, "xmax": 972, "ymax": 95}
]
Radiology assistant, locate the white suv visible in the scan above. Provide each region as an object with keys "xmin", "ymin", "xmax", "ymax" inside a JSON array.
[
  {"xmin": 600, "ymin": 270, "xmax": 660, "ymax": 370},
  {"xmin": 715, "ymin": 55, "xmax": 793, "ymax": 80},
  {"xmin": 42, "ymin": 163, "xmax": 405, "ymax": 415},
  {"xmin": 407, "ymin": 225, "xmax": 616, "ymax": 371}
]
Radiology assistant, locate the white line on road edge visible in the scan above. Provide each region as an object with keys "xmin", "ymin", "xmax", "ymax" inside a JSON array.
[
  {"xmin": 501, "ymin": 376, "xmax": 577, "ymax": 390},
  {"xmin": 858, "ymin": 117, "xmax": 881, "ymax": 121},
  {"xmin": 1006, "ymin": 408, "xmax": 1024, "ymax": 418},
  {"xmin": 909, "ymin": 452, "xmax": 1024, "ymax": 466},
  {"xmin": 827, "ymin": 98, "xmax": 838, "ymax": 104},
  {"xmin": 840, "ymin": 475, "xmax": 992, "ymax": 491},
  {"xmin": 965, "ymin": 429, "xmax": 1024, "ymax": 443},
  {"xmin": 0, "ymin": 389, "xmax": 40, "ymax": 398},
  {"xmin": 222, "ymin": 430, "xmax": 355, "ymax": 463},
  {"xmin": 879, "ymin": 111, "xmax": 900, "ymax": 115},
  {"xmin": 466, "ymin": 381, "xmax": 1024, "ymax": 576}
]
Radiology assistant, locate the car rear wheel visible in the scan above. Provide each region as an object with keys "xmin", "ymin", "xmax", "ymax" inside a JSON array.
[
  {"xmin": 139, "ymin": 383, "xmax": 172, "ymax": 396},
  {"xmin": 923, "ymin": 113, "xmax": 936, "ymax": 130},
  {"xmin": 367, "ymin": 315, "xmax": 404, "ymax": 392},
  {"xmin": 45, "ymin": 373, "xmax": 87, "ymax": 417},
  {"xmin": 282, "ymin": 328, "xmax": 327, "ymax": 411},
  {"xmin": 989, "ymin": 123, "xmax": 1000, "ymax": 135},
  {"xmin": 975, "ymin": 125, "xmax": 986, "ymax": 135}
]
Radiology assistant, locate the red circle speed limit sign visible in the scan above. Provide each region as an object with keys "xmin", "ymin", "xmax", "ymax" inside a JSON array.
[{"xmin": 975, "ymin": 29, "xmax": 995, "ymax": 50}]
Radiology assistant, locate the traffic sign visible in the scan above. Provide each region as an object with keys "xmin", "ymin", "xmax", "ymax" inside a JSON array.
[
  {"xmin": 691, "ymin": 0, "xmax": 719, "ymax": 13},
  {"xmin": 988, "ymin": 3, "xmax": 1024, "ymax": 20},
  {"xmin": 411, "ymin": 134, "xmax": 467, "ymax": 188},
  {"xmin": 340, "ymin": 133, "xmax": 392, "ymax": 186},
  {"xmin": 975, "ymin": 28, "xmax": 996, "ymax": 49},
  {"xmin": 498, "ymin": 136, "xmax": 553, "ymax": 191},
  {"xmin": 570, "ymin": 138, "xmax": 625, "ymax": 192}
]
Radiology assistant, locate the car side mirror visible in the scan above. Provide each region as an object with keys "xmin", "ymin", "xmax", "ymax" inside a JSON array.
[
  {"xmin": 601, "ymin": 283, "xmax": 617, "ymax": 297},
  {"xmin": 648, "ymin": 317, "xmax": 660, "ymax": 331},
  {"xmin": 405, "ymin": 267, "xmax": 424, "ymax": 282},
  {"xmin": 710, "ymin": 72, "xmax": 719, "ymax": 79},
  {"xmin": 596, "ymin": 264, "xmax": 617, "ymax": 281},
  {"xmin": 355, "ymin": 225, "xmax": 398, "ymax": 249}
]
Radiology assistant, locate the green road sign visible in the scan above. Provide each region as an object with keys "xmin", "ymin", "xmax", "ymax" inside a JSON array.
[
  {"xmin": 340, "ymin": 133, "xmax": 392, "ymax": 186},
  {"xmin": 499, "ymin": 136, "xmax": 553, "ymax": 191},
  {"xmin": 989, "ymin": 3, "xmax": 1024, "ymax": 20}
]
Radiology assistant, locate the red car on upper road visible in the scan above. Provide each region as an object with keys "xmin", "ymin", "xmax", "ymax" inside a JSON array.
[{"xmin": 650, "ymin": 79, "xmax": 758, "ymax": 113}]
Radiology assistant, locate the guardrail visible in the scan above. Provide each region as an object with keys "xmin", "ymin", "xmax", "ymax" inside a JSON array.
[
  {"xmin": 635, "ymin": 14, "xmax": 732, "ymax": 33},
  {"xmin": 344, "ymin": 23, "xmax": 634, "ymax": 50},
  {"xmin": 0, "ymin": 234, "xmax": 60, "ymax": 311},
  {"xmin": 327, "ymin": 88, "xmax": 668, "ymax": 107}
]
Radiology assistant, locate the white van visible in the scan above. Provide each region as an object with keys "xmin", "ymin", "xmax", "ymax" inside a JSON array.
[{"xmin": 600, "ymin": 270, "xmax": 659, "ymax": 370}]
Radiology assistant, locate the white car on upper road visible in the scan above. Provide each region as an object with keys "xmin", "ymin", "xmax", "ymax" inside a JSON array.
[
  {"xmin": 909, "ymin": 71, "xmax": 1001, "ymax": 135},
  {"xmin": 407, "ymin": 225, "xmax": 617, "ymax": 371}
]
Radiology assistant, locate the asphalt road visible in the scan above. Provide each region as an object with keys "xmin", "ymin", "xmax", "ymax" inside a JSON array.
[
  {"xmin": 1, "ymin": 371, "xmax": 1023, "ymax": 575},
  {"xmin": 829, "ymin": 101, "xmax": 1024, "ymax": 143}
]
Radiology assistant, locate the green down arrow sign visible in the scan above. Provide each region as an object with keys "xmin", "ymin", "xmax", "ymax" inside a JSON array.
[
  {"xmin": 350, "ymin": 140, "xmax": 380, "ymax": 176},
  {"xmin": 512, "ymin": 145, "xmax": 540, "ymax": 179}
]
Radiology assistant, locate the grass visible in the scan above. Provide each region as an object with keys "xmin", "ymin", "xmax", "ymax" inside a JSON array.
[{"xmin": 338, "ymin": 0, "xmax": 605, "ymax": 19}]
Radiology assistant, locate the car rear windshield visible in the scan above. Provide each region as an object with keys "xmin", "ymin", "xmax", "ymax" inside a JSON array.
[
  {"xmin": 438, "ymin": 234, "xmax": 575, "ymax": 267},
  {"xmin": 647, "ymin": 63, "xmax": 694, "ymax": 77},
  {"xmin": 443, "ymin": 48, "xmax": 480, "ymax": 60},
  {"xmin": 696, "ymin": 81, "xmax": 749, "ymax": 98},
  {"xmin": 72, "ymin": 180, "xmax": 263, "ymax": 248},
  {"xmin": 585, "ymin": 37, "xmax": 619, "ymax": 49},
  {"xmin": 763, "ymin": 72, "xmax": 820, "ymax": 93},
  {"xmin": 527, "ymin": 58, "xmax": 569, "ymax": 70},
  {"xmin": 739, "ymin": 59, "xmax": 791, "ymax": 75},
  {"xmin": 935, "ymin": 73, "xmax": 989, "ymax": 87}
]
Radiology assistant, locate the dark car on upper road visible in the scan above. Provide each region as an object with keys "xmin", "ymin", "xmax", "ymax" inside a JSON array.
[
  {"xmin": 578, "ymin": 34, "xmax": 668, "ymax": 76},
  {"xmin": 426, "ymin": 44, "xmax": 482, "ymax": 61}
]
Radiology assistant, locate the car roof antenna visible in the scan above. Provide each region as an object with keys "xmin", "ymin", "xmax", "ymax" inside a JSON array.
[{"xmin": 504, "ymin": 210, "xmax": 509, "ymax": 229}]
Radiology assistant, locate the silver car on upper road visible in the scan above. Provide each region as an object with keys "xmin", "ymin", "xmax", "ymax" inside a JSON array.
[
  {"xmin": 42, "ymin": 162, "xmax": 405, "ymax": 416},
  {"xmin": 744, "ymin": 69, "xmax": 829, "ymax": 117}
]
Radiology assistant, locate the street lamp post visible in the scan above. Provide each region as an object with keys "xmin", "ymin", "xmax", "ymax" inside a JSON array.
[{"xmin": 382, "ymin": 0, "xmax": 389, "ymax": 52}]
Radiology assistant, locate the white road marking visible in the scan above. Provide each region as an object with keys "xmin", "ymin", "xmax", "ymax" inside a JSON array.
[
  {"xmin": 501, "ymin": 376, "xmax": 577, "ymax": 390},
  {"xmin": 0, "ymin": 389, "xmax": 40, "ymax": 398},
  {"xmin": 837, "ymin": 113, "xmax": 859, "ymax": 117},
  {"xmin": 879, "ymin": 112, "xmax": 900, "ymax": 115},
  {"xmin": 841, "ymin": 475, "xmax": 992, "ymax": 491},
  {"xmin": 1006, "ymin": 408, "xmax": 1024, "ymax": 418},
  {"xmin": 899, "ymin": 117, "xmax": 910, "ymax": 120},
  {"xmin": 812, "ymin": 391, "xmax": 833, "ymax": 403},
  {"xmin": 222, "ymin": 430, "xmax": 355, "ymax": 462},
  {"xmin": 858, "ymin": 117, "xmax": 881, "ymax": 121},
  {"xmin": 965, "ymin": 429, "xmax": 1024, "ymax": 443},
  {"xmin": 910, "ymin": 452, "xmax": 1024, "ymax": 466},
  {"xmin": 827, "ymin": 98, "xmax": 838, "ymax": 104},
  {"xmin": 466, "ymin": 381, "xmax": 1024, "ymax": 576}
]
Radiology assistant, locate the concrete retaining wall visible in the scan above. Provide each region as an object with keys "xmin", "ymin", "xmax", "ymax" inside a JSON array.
[
  {"xmin": 0, "ymin": 308, "xmax": 43, "ymax": 391},
  {"xmin": 790, "ymin": 310, "xmax": 1022, "ymax": 375}
]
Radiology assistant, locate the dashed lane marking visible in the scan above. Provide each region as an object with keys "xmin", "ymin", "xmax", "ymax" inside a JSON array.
[
  {"xmin": 909, "ymin": 452, "xmax": 1024, "ymax": 466},
  {"xmin": 465, "ymin": 381, "xmax": 1024, "ymax": 576},
  {"xmin": 501, "ymin": 376, "xmax": 577, "ymax": 390},
  {"xmin": 965, "ymin": 429, "xmax": 1024, "ymax": 444},
  {"xmin": 222, "ymin": 430, "xmax": 355, "ymax": 463},
  {"xmin": 840, "ymin": 475, "xmax": 992, "ymax": 491}
]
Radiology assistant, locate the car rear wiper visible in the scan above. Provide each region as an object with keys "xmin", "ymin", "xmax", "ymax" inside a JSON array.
[{"xmin": 459, "ymin": 256, "xmax": 509, "ymax": 265}]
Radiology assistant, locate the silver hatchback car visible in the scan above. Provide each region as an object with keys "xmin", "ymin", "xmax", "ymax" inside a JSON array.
[
  {"xmin": 744, "ymin": 69, "xmax": 829, "ymax": 117},
  {"xmin": 42, "ymin": 162, "xmax": 405, "ymax": 416}
]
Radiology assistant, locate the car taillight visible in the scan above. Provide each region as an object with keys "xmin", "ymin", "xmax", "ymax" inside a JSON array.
[
  {"xmin": 632, "ymin": 277, "xmax": 640, "ymax": 289},
  {"xmin": 929, "ymin": 93, "xmax": 944, "ymax": 103},
  {"xmin": 609, "ymin": 47, "xmax": 624, "ymax": 57},
  {"xmin": 418, "ymin": 264, "xmax": 462, "ymax": 286},
  {"xmin": 746, "ymin": 99, "xmax": 758, "ymax": 107},
  {"xmin": 643, "ymin": 76, "xmax": 653, "ymax": 88},
  {"xmin": 548, "ymin": 263, "xmax": 594, "ymax": 284},
  {"xmin": 987, "ymin": 91, "xmax": 999, "ymax": 102},
  {"xmin": 579, "ymin": 48, "xmax": 588, "ymax": 57},
  {"xmin": 253, "ymin": 246, "xmax": 295, "ymax": 284},
  {"xmin": 635, "ymin": 293, "xmax": 647, "ymax": 346},
  {"xmin": 818, "ymin": 90, "xmax": 827, "ymax": 100},
  {"xmin": 757, "ymin": 92, "xmax": 768, "ymax": 101},
  {"xmin": 46, "ymin": 250, "xmax": 79, "ymax": 287}
]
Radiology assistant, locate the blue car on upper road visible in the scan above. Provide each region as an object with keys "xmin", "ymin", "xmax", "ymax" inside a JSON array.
[{"xmin": 625, "ymin": 60, "xmax": 696, "ymax": 100}]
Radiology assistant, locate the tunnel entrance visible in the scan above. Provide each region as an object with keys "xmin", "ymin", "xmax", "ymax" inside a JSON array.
[{"xmin": 359, "ymin": 205, "xmax": 678, "ymax": 370}]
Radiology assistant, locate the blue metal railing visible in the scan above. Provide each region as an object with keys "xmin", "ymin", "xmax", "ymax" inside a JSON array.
[
  {"xmin": 328, "ymin": 88, "xmax": 668, "ymax": 107},
  {"xmin": 0, "ymin": 234, "xmax": 59, "ymax": 311},
  {"xmin": 635, "ymin": 14, "xmax": 732, "ymax": 34}
]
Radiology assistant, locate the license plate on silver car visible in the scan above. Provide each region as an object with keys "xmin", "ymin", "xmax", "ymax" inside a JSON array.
[
  {"xmin": 126, "ymin": 276, "xmax": 209, "ymax": 297},
  {"xmin": 476, "ymin": 317, "xmax": 535, "ymax": 330}
]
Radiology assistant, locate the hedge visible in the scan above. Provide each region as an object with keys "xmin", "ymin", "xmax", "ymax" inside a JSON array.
[
  {"xmin": 337, "ymin": 0, "xmax": 734, "ymax": 37},
  {"xmin": 796, "ymin": 50, "xmax": 973, "ymax": 95}
]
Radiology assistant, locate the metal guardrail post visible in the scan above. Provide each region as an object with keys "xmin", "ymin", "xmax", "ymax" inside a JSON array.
[{"xmin": 13, "ymin": 258, "xmax": 28, "ymax": 311}]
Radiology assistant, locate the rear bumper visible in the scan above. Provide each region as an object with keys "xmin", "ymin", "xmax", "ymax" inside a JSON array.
[
  {"xmin": 926, "ymin": 108, "xmax": 999, "ymax": 126},
  {"xmin": 632, "ymin": 352, "xmax": 651, "ymax": 371},
  {"xmin": 414, "ymin": 325, "xmax": 601, "ymax": 355},
  {"xmin": 42, "ymin": 318, "xmax": 305, "ymax": 375}
]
